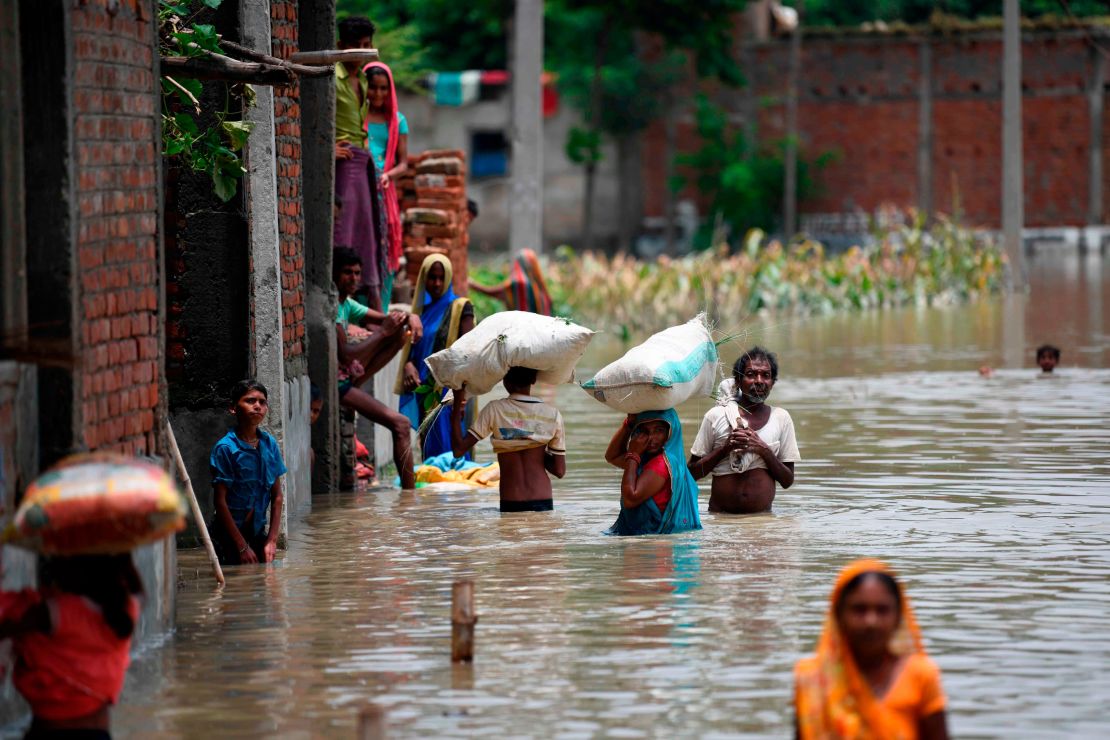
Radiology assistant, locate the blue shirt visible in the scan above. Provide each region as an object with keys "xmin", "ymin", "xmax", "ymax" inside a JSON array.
[{"xmin": 210, "ymin": 430, "xmax": 287, "ymax": 537}]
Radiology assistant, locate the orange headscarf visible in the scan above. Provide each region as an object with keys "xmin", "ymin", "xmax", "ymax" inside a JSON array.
[{"xmin": 794, "ymin": 559, "xmax": 925, "ymax": 740}]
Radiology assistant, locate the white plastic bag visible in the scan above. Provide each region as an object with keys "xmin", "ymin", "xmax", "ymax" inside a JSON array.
[
  {"xmin": 581, "ymin": 314, "xmax": 718, "ymax": 413},
  {"xmin": 425, "ymin": 311, "xmax": 595, "ymax": 395}
]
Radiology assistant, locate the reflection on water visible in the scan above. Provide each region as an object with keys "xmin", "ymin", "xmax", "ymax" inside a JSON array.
[{"xmin": 115, "ymin": 253, "xmax": 1110, "ymax": 738}]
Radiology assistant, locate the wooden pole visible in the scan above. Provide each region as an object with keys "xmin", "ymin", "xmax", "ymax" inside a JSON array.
[
  {"xmin": 166, "ymin": 424, "xmax": 225, "ymax": 587},
  {"xmin": 289, "ymin": 49, "xmax": 379, "ymax": 65},
  {"xmin": 357, "ymin": 704, "xmax": 386, "ymax": 740},
  {"xmin": 160, "ymin": 55, "xmax": 296, "ymax": 85},
  {"xmin": 782, "ymin": 0, "xmax": 802, "ymax": 239},
  {"xmin": 451, "ymin": 580, "xmax": 477, "ymax": 662},
  {"xmin": 219, "ymin": 40, "xmax": 333, "ymax": 77}
]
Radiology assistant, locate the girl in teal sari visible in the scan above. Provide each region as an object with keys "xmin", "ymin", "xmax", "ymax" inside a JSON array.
[{"xmin": 603, "ymin": 409, "xmax": 702, "ymax": 536}]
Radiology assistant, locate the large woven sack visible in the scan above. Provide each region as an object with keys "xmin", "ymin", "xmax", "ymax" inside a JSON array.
[
  {"xmin": 426, "ymin": 311, "xmax": 595, "ymax": 395},
  {"xmin": 3, "ymin": 453, "xmax": 187, "ymax": 555},
  {"xmin": 581, "ymin": 314, "xmax": 718, "ymax": 413}
]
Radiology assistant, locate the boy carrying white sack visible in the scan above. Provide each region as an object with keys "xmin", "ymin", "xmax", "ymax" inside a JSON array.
[{"xmin": 450, "ymin": 367, "xmax": 566, "ymax": 512}]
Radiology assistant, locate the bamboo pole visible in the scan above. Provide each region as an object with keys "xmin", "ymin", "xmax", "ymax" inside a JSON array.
[
  {"xmin": 166, "ymin": 424, "xmax": 225, "ymax": 587},
  {"xmin": 289, "ymin": 49, "xmax": 379, "ymax": 65},
  {"xmin": 357, "ymin": 704, "xmax": 385, "ymax": 740},
  {"xmin": 160, "ymin": 54, "xmax": 296, "ymax": 85},
  {"xmin": 219, "ymin": 39, "xmax": 333, "ymax": 77},
  {"xmin": 451, "ymin": 580, "xmax": 477, "ymax": 662}
]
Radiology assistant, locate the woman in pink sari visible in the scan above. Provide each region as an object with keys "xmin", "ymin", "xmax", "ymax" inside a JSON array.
[{"xmin": 362, "ymin": 61, "xmax": 407, "ymax": 308}]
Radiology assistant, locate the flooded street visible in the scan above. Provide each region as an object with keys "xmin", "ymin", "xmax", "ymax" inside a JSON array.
[{"xmin": 115, "ymin": 252, "xmax": 1110, "ymax": 738}]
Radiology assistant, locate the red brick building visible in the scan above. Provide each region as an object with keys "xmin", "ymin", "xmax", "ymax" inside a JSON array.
[
  {"xmin": 0, "ymin": 1, "xmax": 175, "ymax": 715},
  {"xmin": 644, "ymin": 23, "xmax": 1110, "ymax": 237}
]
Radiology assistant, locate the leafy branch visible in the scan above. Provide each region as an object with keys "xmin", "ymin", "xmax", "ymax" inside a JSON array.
[{"xmin": 158, "ymin": 0, "xmax": 254, "ymax": 202}]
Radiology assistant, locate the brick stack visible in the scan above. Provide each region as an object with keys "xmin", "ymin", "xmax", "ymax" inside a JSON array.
[{"xmin": 396, "ymin": 149, "xmax": 469, "ymax": 296}]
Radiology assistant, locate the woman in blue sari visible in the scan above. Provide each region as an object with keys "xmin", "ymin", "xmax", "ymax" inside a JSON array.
[
  {"xmin": 603, "ymin": 409, "xmax": 702, "ymax": 536},
  {"xmin": 395, "ymin": 254, "xmax": 474, "ymax": 459}
]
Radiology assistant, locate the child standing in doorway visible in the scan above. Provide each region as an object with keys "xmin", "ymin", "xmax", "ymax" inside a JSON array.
[{"xmin": 210, "ymin": 379, "xmax": 287, "ymax": 565}]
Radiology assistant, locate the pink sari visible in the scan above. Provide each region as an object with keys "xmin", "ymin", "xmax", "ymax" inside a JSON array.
[{"xmin": 362, "ymin": 61, "xmax": 403, "ymax": 273}]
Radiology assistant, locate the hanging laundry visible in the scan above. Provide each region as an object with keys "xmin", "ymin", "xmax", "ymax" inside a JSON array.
[{"xmin": 430, "ymin": 70, "xmax": 482, "ymax": 106}]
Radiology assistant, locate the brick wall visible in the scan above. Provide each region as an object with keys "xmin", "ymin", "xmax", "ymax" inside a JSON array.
[
  {"xmin": 271, "ymin": 0, "xmax": 306, "ymax": 374},
  {"xmin": 647, "ymin": 29, "xmax": 1107, "ymax": 230},
  {"xmin": 71, "ymin": 0, "xmax": 162, "ymax": 454}
]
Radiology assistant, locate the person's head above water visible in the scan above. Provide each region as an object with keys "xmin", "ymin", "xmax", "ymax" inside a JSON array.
[
  {"xmin": 834, "ymin": 568, "xmax": 904, "ymax": 664},
  {"xmin": 1036, "ymin": 344, "xmax": 1060, "ymax": 373},
  {"xmin": 733, "ymin": 346, "xmax": 778, "ymax": 404},
  {"xmin": 503, "ymin": 366, "xmax": 538, "ymax": 394}
]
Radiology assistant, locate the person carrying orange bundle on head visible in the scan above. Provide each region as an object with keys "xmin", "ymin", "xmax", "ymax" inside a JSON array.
[
  {"xmin": 794, "ymin": 559, "xmax": 950, "ymax": 740},
  {"xmin": 0, "ymin": 554, "xmax": 143, "ymax": 739},
  {"xmin": 468, "ymin": 236, "xmax": 554, "ymax": 317}
]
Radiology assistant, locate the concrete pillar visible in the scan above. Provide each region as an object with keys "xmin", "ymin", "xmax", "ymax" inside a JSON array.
[
  {"xmin": 20, "ymin": 0, "xmax": 78, "ymax": 467},
  {"xmin": 1002, "ymin": 0, "xmax": 1025, "ymax": 287},
  {"xmin": 299, "ymin": 0, "xmax": 341, "ymax": 494},
  {"xmin": 1087, "ymin": 44, "xmax": 1104, "ymax": 227},
  {"xmin": 917, "ymin": 39, "xmax": 933, "ymax": 219},
  {"xmin": 1, "ymin": 0, "xmax": 27, "ymax": 331},
  {"xmin": 509, "ymin": 0, "xmax": 544, "ymax": 256},
  {"xmin": 240, "ymin": 0, "xmax": 290, "ymax": 539},
  {"xmin": 782, "ymin": 2, "xmax": 802, "ymax": 238}
]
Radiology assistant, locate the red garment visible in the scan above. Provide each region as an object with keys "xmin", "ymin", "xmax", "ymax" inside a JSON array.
[
  {"xmin": 644, "ymin": 453, "xmax": 672, "ymax": 511},
  {"xmin": 1, "ymin": 590, "xmax": 136, "ymax": 721}
]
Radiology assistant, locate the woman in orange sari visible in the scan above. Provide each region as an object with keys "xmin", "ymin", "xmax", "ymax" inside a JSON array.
[{"xmin": 794, "ymin": 559, "xmax": 950, "ymax": 740}]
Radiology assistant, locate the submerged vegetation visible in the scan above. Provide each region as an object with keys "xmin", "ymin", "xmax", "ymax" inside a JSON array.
[{"xmin": 537, "ymin": 212, "xmax": 1006, "ymax": 336}]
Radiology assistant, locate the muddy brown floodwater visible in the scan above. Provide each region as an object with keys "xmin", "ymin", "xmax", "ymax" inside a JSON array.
[{"xmin": 113, "ymin": 252, "xmax": 1110, "ymax": 738}]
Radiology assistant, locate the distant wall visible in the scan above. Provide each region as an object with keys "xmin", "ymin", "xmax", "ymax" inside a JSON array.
[{"xmin": 646, "ymin": 28, "xmax": 1110, "ymax": 231}]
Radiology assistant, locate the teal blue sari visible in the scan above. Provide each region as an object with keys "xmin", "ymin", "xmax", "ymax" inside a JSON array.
[{"xmin": 605, "ymin": 409, "xmax": 702, "ymax": 537}]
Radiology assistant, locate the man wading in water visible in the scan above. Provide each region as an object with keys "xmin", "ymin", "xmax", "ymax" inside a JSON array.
[
  {"xmin": 688, "ymin": 347, "xmax": 799, "ymax": 513},
  {"xmin": 450, "ymin": 367, "xmax": 566, "ymax": 512}
]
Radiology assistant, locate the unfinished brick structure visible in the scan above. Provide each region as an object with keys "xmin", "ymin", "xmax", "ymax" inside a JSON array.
[
  {"xmin": 73, "ymin": 2, "xmax": 163, "ymax": 455},
  {"xmin": 644, "ymin": 25, "xmax": 1110, "ymax": 232},
  {"xmin": 164, "ymin": 0, "xmax": 316, "ymax": 541},
  {"xmin": 25, "ymin": 0, "xmax": 167, "ymax": 461},
  {"xmin": 1, "ymin": 2, "xmax": 175, "ymax": 722}
]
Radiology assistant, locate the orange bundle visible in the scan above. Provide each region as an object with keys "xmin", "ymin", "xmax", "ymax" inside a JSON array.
[{"xmin": 3, "ymin": 453, "xmax": 186, "ymax": 555}]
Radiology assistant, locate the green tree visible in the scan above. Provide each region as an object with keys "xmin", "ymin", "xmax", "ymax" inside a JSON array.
[
  {"xmin": 546, "ymin": 0, "xmax": 747, "ymax": 251},
  {"xmin": 671, "ymin": 95, "xmax": 834, "ymax": 246},
  {"xmin": 337, "ymin": 0, "xmax": 507, "ymax": 73}
]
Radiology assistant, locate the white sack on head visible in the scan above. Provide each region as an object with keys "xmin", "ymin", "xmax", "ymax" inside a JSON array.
[
  {"xmin": 425, "ymin": 311, "xmax": 595, "ymax": 396},
  {"xmin": 581, "ymin": 314, "xmax": 718, "ymax": 413}
]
